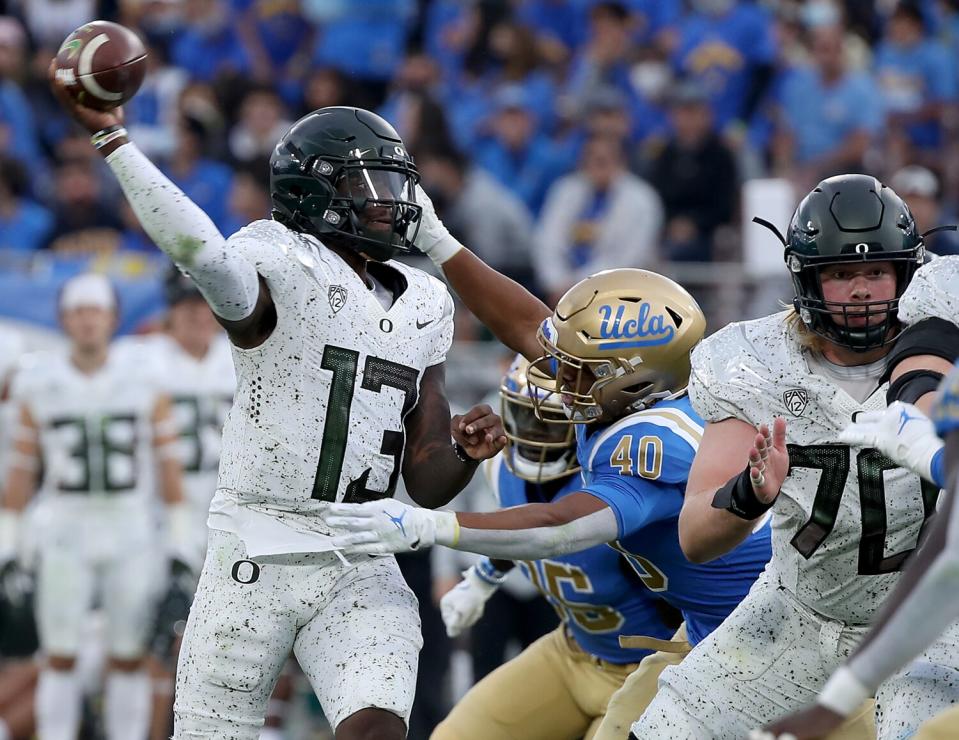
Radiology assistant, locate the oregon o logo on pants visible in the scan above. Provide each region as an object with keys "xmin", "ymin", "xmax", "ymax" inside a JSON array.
[{"xmin": 231, "ymin": 560, "xmax": 260, "ymax": 584}]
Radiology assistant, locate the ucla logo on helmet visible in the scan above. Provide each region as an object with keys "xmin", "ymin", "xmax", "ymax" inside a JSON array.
[{"xmin": 596, "ymin": 303, "xmax": 675, "ymax": 349}]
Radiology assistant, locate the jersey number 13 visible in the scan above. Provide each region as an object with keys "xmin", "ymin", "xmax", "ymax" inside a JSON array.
[{"xmin": 311, "ymin": 345, "xmax": 419, "ymax": 504}]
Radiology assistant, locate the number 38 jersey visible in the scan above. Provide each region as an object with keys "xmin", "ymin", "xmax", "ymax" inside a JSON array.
[
  {"xmin": 688, "ymin": 311, "xmax": 938, "ymax": 625},
  {"xmin": 120, "ymin": 333, "xmax": 236, "ymax": 512},
  {"xmin": 211, "ymin": 220, "xmax": 454, "ymax": 546},
  {"xmin": 10, "ymin": 349, "xmax": 163, "ymax": 505}
]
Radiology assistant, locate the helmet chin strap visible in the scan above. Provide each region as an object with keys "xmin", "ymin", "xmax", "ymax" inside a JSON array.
[{"xmin": 511, "ymin": 451, "xmax": 575, "ymax": 482}]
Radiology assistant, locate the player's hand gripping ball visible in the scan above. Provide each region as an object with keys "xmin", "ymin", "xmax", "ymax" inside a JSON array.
[{"xmin": 53, "ymin": 21, "xmax": 147, "ymax": 112}]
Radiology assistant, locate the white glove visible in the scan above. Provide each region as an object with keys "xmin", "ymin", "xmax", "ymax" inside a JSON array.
[
  {"xmin": 839, "ymin": 401, "xmax": 944, "ymax": 483},
  {"xmin": 413, "ymin": 184, "xmax": 464, "ymax": 267},
  {"xmin": 323, "ymin": 499, "xmax": 459, "ymax": 555},
  {"xmin": 440, "ymin": 561, "xmax": 505, "ymax": 637}
]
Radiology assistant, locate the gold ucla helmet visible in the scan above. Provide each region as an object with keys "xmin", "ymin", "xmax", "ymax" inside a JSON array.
[
  {"xmin": 500, "ymin": 355, "xmax": 579, "ymax": 483},
  {"xmin": 530, "ymin": 269, "xmax": 706, "ymax": 424}
]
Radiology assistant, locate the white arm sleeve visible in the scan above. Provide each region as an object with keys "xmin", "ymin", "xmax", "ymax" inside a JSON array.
[
  {"xmin": 449, "ymin": 507, "xmax": 619, "ymax": 560},
  {"xmin": 846, "ymin": 489, "xmax": 959, "ymax": 693},
  {"xmin": 105, "ymin": 142, "xmax": 260, "ymax": 321}
]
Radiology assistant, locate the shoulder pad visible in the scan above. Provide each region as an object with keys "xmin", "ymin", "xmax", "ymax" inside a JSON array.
[
  {"xmin": 585, "ymin": 404, "xmax": 703, "ymax": 485},
  {"xmin": 899, "ymin": 255, "xmax": 959, "ymax": 327},
  {"xmin": 689, "ymin": 311, "xmax": 803, "ymax": 423}
]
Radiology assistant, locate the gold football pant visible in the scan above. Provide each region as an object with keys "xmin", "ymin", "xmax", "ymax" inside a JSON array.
[
  {"xmin": 592, "ymin": 624, "xmax": 692, "ymax": 740},
  {"xmin": 915, "ymin": 704, "xmax": 959, "ymax": 739},
  {"xmin": 431, "ymin": 626, "xmax": 640, "ymax": 740}
]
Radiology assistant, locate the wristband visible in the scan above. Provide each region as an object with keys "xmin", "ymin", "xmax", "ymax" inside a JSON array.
[
  {"xmin": 426, "ymin": 236, "xmax": 463, "ymax": 267},
  {"xmin": 452, "ymin": 441, "xmax": 478, "ymax": 465},
  {"xmin": 712, "ymin": 465, "xmax": 775, "ymax": 520},
  {"xmin": 0, "ymin": 508, "xmax": 21, "ymax": 559},
  {"xmin": 474, "ymin": 557, "xmax": 508, "ymax": 585},
  {"xmin": 434, "ymin": 510, "xmax": 460, "ymax": 547},
  {"xmin": 91, "ymin": 125, "xmax": 128, "ymax": 150},
  {"xmin": 819, "ymin": 665, "xmax": 870, "ymax": 717}
]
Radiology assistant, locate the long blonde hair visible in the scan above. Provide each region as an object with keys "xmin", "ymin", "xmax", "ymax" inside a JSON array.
[{"xmin": 782, "ymin": 307, "xmax": 831, "ymax": 353}]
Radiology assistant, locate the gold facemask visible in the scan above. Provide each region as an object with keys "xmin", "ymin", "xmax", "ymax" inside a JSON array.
[
  {"xmin": 500, "ymin": 355, "xmax": 579, "ymax": 483},
  {"xmin": 529, "ymin": 269, "xmax": 706, "ymax": 424}
]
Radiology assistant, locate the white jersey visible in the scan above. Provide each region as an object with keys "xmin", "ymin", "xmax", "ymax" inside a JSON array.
[
  {"xmin": 688, "ymin": 311, "xmax": 937, "ymax": 624},
  {"xmin": 210, "ymin": 220, "xmax": 454, "ymax": 554},
  {"xmin": 10, "ymin": 348, "xmax": 164, "ymax": 510},
  {"xmin": 898, "ymin": 254, "xmax": 959, "ymax": 326},
  {"xmin": 120, "ymin": 333, "xmax": 235, "ymax": 511}
]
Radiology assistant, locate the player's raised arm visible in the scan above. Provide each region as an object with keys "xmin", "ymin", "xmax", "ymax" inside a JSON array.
[
  {"xmin": 414, "ymin": 185, "xmax": 549, "ymax": 361},
  {"xmin": 679, "ymin": 417, "xmax": 788, "ymax": 563},
  {"xmin": 401, "ymin": 363, "xmax": 507, "ymax": 508},
  {"xmin": 48, "ymin": 64, "xmax": 265, "ymax": 343}
]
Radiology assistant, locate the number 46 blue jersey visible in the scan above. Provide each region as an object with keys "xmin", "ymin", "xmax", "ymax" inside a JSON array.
[
  {"xmin": 491, "ymin": 456, "xmax": 679, "ymax": 664},
  {"xmin": 576, "ymin": 395, "xmax": 771, "ymax": 647}
]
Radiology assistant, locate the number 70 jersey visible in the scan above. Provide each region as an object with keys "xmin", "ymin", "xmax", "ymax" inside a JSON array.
[
  {"xmin": 214, "ymin": 220, "xmax": 454, "ymax": 526},
  {"xmin": 688, "ymin": 311, "xmax": 938, "ymax": 625}
]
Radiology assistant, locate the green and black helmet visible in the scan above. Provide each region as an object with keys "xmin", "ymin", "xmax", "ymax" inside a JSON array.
[
  {"xmin": 779, "ymin": 174, "xmax": 924, "ymax": 351},
  {"xmin": 269, "ymin": 107, "xmax": 421, "ymax": 262}
]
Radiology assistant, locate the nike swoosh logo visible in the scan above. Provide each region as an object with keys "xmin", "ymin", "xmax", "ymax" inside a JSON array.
[{"xmin": 415, "ymin": 318, "xmax": 434, "ymax": 330}]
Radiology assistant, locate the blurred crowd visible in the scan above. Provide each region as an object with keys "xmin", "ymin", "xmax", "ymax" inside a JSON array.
[{"xmin": 1, "ymin": 0, "xmax": 959, "ymax": 316}]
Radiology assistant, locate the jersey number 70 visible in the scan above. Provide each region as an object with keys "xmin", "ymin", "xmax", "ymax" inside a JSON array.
[{"xmin": 788, "ymin": 444, "xmax": 939, "ymax": 574}]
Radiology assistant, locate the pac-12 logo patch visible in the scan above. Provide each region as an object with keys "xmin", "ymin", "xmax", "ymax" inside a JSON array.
[
  {"xmin": 783, "ymin": 388, "xmax": 808, "ymax": 417},
  {"xmin": 328, "ymin": 285, "xmax": 348, "ymax": 314}
]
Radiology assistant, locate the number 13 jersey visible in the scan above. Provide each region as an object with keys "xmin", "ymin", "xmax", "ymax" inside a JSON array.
[
  {"xmin": 211, "ymin": 220, "xmax": 454, "ymax": 547},
  {"xmin": 687, "ymin": 311, "xmax": 938, "ymax": 625}
]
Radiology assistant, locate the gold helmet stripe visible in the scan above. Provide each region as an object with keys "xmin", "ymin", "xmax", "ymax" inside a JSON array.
[{"xmin": 586, "ymin": 409, "xmax": 703, "ymax": 470}]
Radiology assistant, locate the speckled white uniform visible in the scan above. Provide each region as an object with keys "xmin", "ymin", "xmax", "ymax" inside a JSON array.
[
  {"xmin": 174, "ymin": 219, "xmax": 452, "ymax": 739},
  {"xmin": 11, "ymin": 349, "xmax": 164, "ymax": 658},
  {"xmin": 632, "ymin": 311, "xmax": 959, "ymax": 739},
  {"xmin": 123, "ymin": 333, "xmax": 236, "ymax": 553},
  {"xmin": 898, "ymin": 254, "xmax": 959, "ymax": 326}
]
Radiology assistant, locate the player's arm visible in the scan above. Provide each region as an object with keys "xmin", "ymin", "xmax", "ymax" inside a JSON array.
[
  {"xmin": 402, "ymin": 362, "xmax": 507, "ymax": 508},
  {"xmin": 48, "ymin": 65, "xmax": 270, "ymax": 348},
  {"xmin": 0, "ymin": 404, "xmax": 40, "ymax": 563},
  {"xmin": 439, "ymin": 556, "xmax": 517, "ymax": 637},
  {"xmin": 150, "ymin": 395, "xmax": 195, "ymax": 567},
  {"xmin": 414, "ymin": 185, "xmax": 548, "ymax": 361},
  {"xmin": 884, "ymin": 317, "xmax": 959, "ymax": 414},
  {"xmin": 325, "ymin": 488, "xmax": 619, "ymax": 560},
  {"xmin": 758, "ymin": 432, "xmax": 959, "ymax": 740},
  {"xmin": 679, "ymin": 417, "xmax": 788, "ymax": 563}
]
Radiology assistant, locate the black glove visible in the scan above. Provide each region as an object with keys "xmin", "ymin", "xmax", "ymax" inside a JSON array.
[
  {"xmin": 0, "ymin": 560, "xmax": 39, "ymax": 658},
  {"xmin": 149, "ymin": 558, "xmax": 197, "ymax": 665}
]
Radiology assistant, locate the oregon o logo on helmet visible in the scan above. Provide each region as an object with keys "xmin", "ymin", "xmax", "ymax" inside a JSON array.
[
  {"xmin": 855, "ymin": 243, "xmax": 870, "ymax": 254},
  {"xmin": 231, "ymin": 560, "xmax": 260, "ymax": 585}
]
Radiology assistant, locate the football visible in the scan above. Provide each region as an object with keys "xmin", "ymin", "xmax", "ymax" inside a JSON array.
[{"xmin": 54, "ymin": 20, "xmax": 147, "ymax": 112}]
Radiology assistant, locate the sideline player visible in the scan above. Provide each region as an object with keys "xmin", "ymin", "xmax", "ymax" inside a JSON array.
[
  {"xmin": 631, "ymin": 174, "xmax": 959, "ymax": 739},
  {"xmin": 49, "ymin": 68, "xmax": 505, "ymax": 739},
  {"xmin": 0, "ymin": 273, "xmax": 189, "ymax": 740},
  {"xmin": 757, "ymin": 367, "xmax": 959, "ymax": 739},
  {"xmin": 432, "ymin": 355, "xmax": 679, "ymax": 740},
  {"xmin": 322, "ymin": 268, "xmax": 772, "ymax": 736}
]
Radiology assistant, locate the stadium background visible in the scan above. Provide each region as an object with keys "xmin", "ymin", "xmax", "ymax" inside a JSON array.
[{"xmin": 0, "ymin": 0, "xmax": 958, "ymax": 737}]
